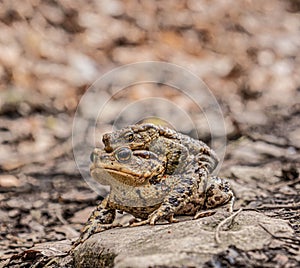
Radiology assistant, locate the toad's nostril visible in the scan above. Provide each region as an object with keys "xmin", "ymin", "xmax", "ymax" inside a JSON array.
[{"xmin": 104, "ymin": 145, "xmax": 113, "ymax": 153}]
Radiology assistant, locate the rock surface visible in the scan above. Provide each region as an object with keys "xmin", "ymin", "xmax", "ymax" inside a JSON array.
[{"xmin": 73, "ymin": 211, "xmax": 293, "ymax": 268}]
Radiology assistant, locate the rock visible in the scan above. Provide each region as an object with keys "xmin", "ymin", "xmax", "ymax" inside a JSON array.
[
  {"xmin": 289, "ymin": 128, "xmax": 300, "ymax": 148},
  {"xmin": 228, "ymin": 138, "xmax": 294, "ymax": 165},
  {"xmin": 96, "ymin": 0, "xmax": 124, "ymax": 17},
  {"xmin": 257, "ymin": 49, "xmax": 275, "ymax": 66},
  {"xmin": 0, "ymin": 175, "xmax": 21, "ymax": 188},
  {"xmin": 60, "ymin": 190, "xmax": 98, "ymax": 202},
  {"xmin": 73, "ymin": 211, "xmax": 293, "ymax": 268},
  {"xmin": 70, "ymin": 207, "xmax": 95, "ymax": 224}
]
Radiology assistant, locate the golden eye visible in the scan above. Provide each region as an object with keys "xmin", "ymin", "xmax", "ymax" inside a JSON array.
[
  {"xmin": 115, "ymin": 147, "xmax": 132, "ymax": 162},
  {"xmin": 124, "ymin": 132, "xmax": 134, "ymax": 142}
]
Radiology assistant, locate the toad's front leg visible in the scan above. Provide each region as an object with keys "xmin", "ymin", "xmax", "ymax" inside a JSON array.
[
  {"xmin": 72, "ymin": 196, "xmax": 116, "ymax": 249},
  {"xmin": 131, "ymin": 169, "xmax": 205, "ymax": 227}
]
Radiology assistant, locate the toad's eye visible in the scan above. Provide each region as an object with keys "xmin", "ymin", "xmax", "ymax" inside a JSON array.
[
  {"xmin": 90, "ymin": 152, "xmax": 97, "ymax": 162},
  {"xmin": 124, "ymin": 132, "xmax": 134, "ymax": 142},
  {"xmin": 115, "ymin": 147, "xmax": 132, "ymax": 162}
]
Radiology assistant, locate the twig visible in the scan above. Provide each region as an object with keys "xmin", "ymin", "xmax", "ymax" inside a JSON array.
[
  {"xmin": 259, "ymin": 224, "xmax": 300, "ymax": 245},
  {"xmin": 255, "ymin": 203, "xmax": 300, "ymax": 210},
  {"xmin": 273, "ymin": 177, "xmax": 300, "ymax": 189},
  {"xmin": 243, "ymin": 203, "xmax": 300, "ymax": 212},
  {"xmin": 215, "ymin": 208, "xmax": 243, "ymax": 244},
  {"xmin": 55, "ymin": 209, "xmax": 69, "ymax": 225},
  {"xmin": 286, "ymin": 177, "xmax": 300, "ymax": 187}
]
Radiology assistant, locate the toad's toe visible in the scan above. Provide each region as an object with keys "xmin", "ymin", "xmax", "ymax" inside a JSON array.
[{"xmin": 130, "ymin": 218, "xmax": 150, "ymax": 227}]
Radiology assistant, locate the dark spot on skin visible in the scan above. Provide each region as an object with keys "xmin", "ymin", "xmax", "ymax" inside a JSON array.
[
  {"xmin": 214, "ymin": 195, "xmax": 221, "ymax": 202},
  {"xmin": 135, "ymin": 189, "xmax": 143, "ymax": 199},
  {"xmin": 206, "ymin": 189, "xmax": 214, "ymax": 197},
  {"xmin": 187, "ymin": 188, "xmax": 193, "ymax": 196},
  {"xmin": 164, "ymin": 206, "xmax": 171, "ymax": 213},
  {"xmin": 169, "ymin": 197, "xmax": 180, "ymax": 207},
  {"xmin": 175, "ymin": 187, "xmax": 185, "ymax": 194}
]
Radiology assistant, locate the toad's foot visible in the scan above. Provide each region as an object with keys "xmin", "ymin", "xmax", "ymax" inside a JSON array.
[
  {"xmin": 130, "ymin": 214, "xmax": 179, "ymax": 227},
  {"xmin": 72, "ymin": 197, "xmax": 116, "ymax": 249},
  {"xmin": 193, "ymin": 210, "xmax": 216, "ymax": 219},
  {"xmin": 130, "ymin": 218, "xmax": 150, "ymax": 227},
  {"xmin": 72, "ymin": 222, "xmax": 120, "ymax": 249}
]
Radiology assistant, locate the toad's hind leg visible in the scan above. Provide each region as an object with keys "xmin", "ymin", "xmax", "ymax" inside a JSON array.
[
  {"xmin": 72, "ymin": 197, "xmax": 116, "ymax": 248},
  {"xmin": 193, "ymin": 176, "xmax": 235, "ymax": 222},
  {"xmin": 204, "ymin": 176, "xmax": 235, "ymax": 212},
  {"xmin": 131, "ymin": 169, "xmax": 205, "ymax": 227}
]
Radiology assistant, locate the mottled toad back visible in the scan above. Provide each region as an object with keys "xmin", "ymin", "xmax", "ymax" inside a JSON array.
[
  {"xmin": 102, "ymin": 123, "xmax": 219, "ymax": 174},
  {"xmin": 73, "ymin": 125, "xmax": 235, "ymax": 248}
]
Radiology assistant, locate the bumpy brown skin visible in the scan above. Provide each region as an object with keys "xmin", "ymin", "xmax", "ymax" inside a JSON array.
[
  {"xmin": 73, "ymin": 145, "xmax": 234, "ymax": 248},
  {"xmin": 102, "ymin": 123, "xmax": 219, "ymax": 175}
]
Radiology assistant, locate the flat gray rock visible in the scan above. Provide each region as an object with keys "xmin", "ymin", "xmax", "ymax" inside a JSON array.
[{"xmin": 73, "ymin": 211, "xmax": 294, "ymax": 268}]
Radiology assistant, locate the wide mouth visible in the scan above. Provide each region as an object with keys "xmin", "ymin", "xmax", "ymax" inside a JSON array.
[
  {"xmin": 90, "ymin": 164, "xmax": 139, "ymax": 177},
  {"xmin": 100, "ymin": 167, "xmax": 140, "ymax": 177},
  {"xmin": 91, "ymin": 165, "xmax": 149, "ymax": 187}
]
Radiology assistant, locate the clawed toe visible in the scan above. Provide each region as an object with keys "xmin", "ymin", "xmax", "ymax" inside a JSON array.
[
  {"xmin": 193, "ymin": 210, "xmax": 216, "ymax": 220},
  {"xmin": 130, "ymin": 219, "xmax": 150, "ymax": 227},
  {"xmin": 167, "ymin": 215, "xmax": 179, "ymax": 223},
  {"xmin": 130, "ymin": 214, "xmax": 178, "ymax": 226}
]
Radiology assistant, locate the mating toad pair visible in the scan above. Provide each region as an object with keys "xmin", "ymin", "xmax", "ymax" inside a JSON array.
[{"xmin": 74, "ymin": 123, "xmax": 234, "ymax": 247}]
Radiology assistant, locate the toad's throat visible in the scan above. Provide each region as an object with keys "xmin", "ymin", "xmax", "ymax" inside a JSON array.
[{"xmin": 91, "ymin": 167, "xmax": 172, "ymax": 207}]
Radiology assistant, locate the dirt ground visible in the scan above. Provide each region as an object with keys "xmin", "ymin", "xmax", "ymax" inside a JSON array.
[{"xmin": 0, "ymin": 1, "xmax": 299, "ymax": 267}]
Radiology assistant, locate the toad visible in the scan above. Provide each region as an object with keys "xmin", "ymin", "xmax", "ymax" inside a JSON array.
[{"xmin": 73, "ymin": 143, "xmax": 234, "ymax": 247}]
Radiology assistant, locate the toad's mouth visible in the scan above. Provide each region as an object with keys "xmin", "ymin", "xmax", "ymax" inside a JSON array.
[
  {"xmin": 90, "ymin": 166, "xmax": 148, "ymax": 186},
  {"xmin": 101, "ymin": 167, "xmax": 140, "ymax": 177}
]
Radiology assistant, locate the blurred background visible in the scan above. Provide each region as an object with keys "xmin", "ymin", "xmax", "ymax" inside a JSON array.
[{"xmin": 0, "ymin": 0, "xmax": 299, "ymax": 264}]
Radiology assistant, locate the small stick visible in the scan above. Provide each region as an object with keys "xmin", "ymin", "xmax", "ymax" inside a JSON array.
[
  {"xmin": 255, "ymin": 203, "xmax": 300, "ymax": 210},
  {"xmin": 259, "ymin": 224, "xmax": 300, "ymax": 245},
  {"xmin": 215, "ymin": 208, "xmax": 243, "ymax": 244},
  {"xmin": 243, "ymin": 202, "xmax": 300, "ymax": 212}
]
